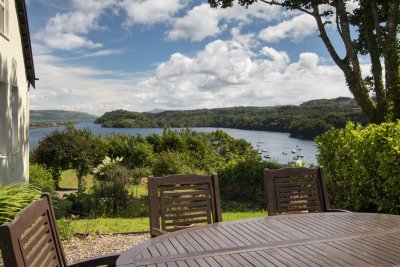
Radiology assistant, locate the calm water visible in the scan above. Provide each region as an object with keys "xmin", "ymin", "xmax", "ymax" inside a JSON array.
[{"xmin": 30, "ymin": 121, "xmax": 319, "ymax": 165}]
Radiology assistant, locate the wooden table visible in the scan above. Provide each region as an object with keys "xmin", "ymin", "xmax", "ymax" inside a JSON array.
[{"xmin": 117, "ymin": 212, "xmax": 400, "ymax": 266}]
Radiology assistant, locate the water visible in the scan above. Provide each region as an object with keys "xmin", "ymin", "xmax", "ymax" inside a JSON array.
[{"xmin": 30, "ymin": 121, "xmax": 319, "ymax": 165}]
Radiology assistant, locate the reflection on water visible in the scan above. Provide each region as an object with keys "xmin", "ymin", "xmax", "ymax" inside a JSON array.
[{"xmin": 30, "ymin": 121, "xmax": 318, "ymax": 165}]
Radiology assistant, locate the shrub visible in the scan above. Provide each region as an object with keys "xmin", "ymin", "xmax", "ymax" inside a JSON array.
[
  {"xmin": 57, "ymin": 219, "xmax": 74, "ymax": 240},
  {"xmin": 0, "ymin": 183, "xmax": 41, "ymax": 224},
  {"xmin": 29, "ymin": 164, "xmax": 55, "ymax": 192},
  {"xmin": 92, "ymin": 157, "xmax": 134, "ymax": 216},
  {"xmin": 218, "ymin": 159, "xmax": 282, "ymax": 201},
  {"xmin": 317, "ymin": 121, "xmax": 400, "ymax": 214},
  {"xmin": 152, "ymin": 151, "xmax": 191, "ymax": 176}
]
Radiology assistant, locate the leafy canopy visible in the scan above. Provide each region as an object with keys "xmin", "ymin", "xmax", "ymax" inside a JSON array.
[{"xmin": 209, "ymin": 0, "xmax": 400, "ymax": 124}]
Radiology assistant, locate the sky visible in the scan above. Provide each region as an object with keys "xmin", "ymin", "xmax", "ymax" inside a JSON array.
[{"xmin": 27, "ymin": 0, "xmax": 358, "ymax": 116}]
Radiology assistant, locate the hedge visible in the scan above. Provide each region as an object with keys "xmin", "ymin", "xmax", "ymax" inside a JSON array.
[{"xmin": 316, "ymin": 121, "xmax": 400, "ymax": 214}]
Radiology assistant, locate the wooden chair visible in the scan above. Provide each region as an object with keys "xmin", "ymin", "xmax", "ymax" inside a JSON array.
[
  {"xmin": 0, "ymin": 193, "xmax": 119, "ymax": 267},
  {"xmin": 264, "ymin": 167, "xmax": 343, "ymax": 215},
  {"xmin": 148, "ymin": 173, "xmax": 222, "ymax": 237}
]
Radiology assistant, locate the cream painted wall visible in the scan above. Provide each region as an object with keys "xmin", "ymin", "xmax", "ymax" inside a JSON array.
[{"xmin": 0, "ymin": 0, "xmax": 30, "ymax": 184}]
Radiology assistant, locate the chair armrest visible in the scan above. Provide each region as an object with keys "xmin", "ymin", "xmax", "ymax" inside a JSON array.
[
  {"xmin": 151, "ymin": 228, "xmax": 168, "ymax": 237},
  {"xmin": 68, "ymin": 252, "xmax": 119, "ymax": 267},
  {"xmin": 327, "ymin": 209, "xmax": 351, "ymax": 212}
]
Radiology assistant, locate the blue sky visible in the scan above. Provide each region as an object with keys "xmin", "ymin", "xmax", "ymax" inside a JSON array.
[{"xmin": 27, "ymin": 0, "xmax": 358, "ymax": 116}]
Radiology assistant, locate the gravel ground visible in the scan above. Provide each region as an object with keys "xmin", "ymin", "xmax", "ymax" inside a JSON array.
[{"xmin": 0, "ymin": 233, "xmax": 149, "ymax": 266}]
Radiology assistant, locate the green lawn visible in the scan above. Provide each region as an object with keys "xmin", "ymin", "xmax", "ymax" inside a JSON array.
[
  {"xmin": 58, "ymin": 170, "xmax": 266, "ymax": 235},
  {"xmin": 59, "ymin": 170, "xmax": 146, "ymax": 197},
  {"xmin": 66, "ymin": 211, "xmax": 266, "ymax": 234},
  {"xmin": 59, "ymin": 170, "xmax": 94, "ymax": 189}
]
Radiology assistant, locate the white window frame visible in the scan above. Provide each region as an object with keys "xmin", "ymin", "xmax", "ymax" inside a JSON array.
[
  {"xmin": 0, "ymin": 0, "xmax": 4, "ymax": 35},
  {"xmin": 11, "ymin": 87, "xmax": 19, "ymax": 153},
  {"xmin": 0, "ymin": 82, "xmax": 6, "ymax": 159}
]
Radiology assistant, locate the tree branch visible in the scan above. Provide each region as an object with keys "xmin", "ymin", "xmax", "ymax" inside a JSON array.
[
  {"xmin": 385, "ymin": 0, "xmax": 400, "ymax": 118},
  {"xmin": 335, "ymin": 8, "xmax": 344, "ymax": 40},
  {"xmin": 310, "ymin": 3, "xmax": 346, "ymax": 71},
  {"xmin": 336, "ymin": 0, "xmax": 361, "ymax": 74},
  {"xmin": 362, "ymin": 2, "xmax": 385, "ymax": 116},
  {"xmin": 369, "ymin": 0, "xmax": 383, "ymax": 47},
  {"xmin": 259, "ymin": 0, "xmax": 314, "ymax": 16}
]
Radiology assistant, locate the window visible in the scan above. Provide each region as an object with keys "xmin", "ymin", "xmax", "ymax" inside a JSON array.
[
  {"xmin": 0, "ymin": 0, "xmax": 5, "ymax": 35},
  {"xmin": 11, "ymin": 87, "xmax": 19, "ymax": 152},
  {"xmin": 0, "ymin": 83, "xmax": 6, "ymax": 158}
]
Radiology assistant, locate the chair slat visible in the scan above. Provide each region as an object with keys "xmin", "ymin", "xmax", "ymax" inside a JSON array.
[
  {"xmin": 148, "ymin": 174, "xmax": 222, "ymax": 237},
  {"xmin": 20, "ymin": 213, "xmax": 47, "ymax": 244},
  {"xmin": 27, "ymin": 236, "xmax": 57, "ymax": 266},
  {"xmin": 0, "ymin": 193, "xmax": 119, "ymax": 267},
  {"xmin": 264, "ymin": 167, "xmax": 332, "ymax": 215},
  {"xmin": 25, "ymin": 228, "xmax": 53, "ymax": 263}
]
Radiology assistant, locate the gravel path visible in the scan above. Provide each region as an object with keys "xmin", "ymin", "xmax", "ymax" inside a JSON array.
[{"xmin": 0, "ymin": 233, "xmax": 149, "ymax": 266}]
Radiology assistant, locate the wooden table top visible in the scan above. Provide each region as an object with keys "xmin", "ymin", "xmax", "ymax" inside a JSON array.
[{"xmin": 117, "ymin": 212, "xmax": 400, "ymax": 266}]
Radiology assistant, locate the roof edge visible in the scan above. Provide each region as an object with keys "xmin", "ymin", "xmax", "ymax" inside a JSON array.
[{"xmin": 15, "ymin": 0, "xmax": 35, "ymax": 88}]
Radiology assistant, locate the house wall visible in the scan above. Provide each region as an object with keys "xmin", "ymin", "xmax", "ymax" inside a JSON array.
[{"xmin": 0, "ymin": 0, "xmax": 30, "ymax": 184}]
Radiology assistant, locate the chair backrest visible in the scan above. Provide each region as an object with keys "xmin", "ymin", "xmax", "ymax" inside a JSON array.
[
  {"xmin": 0, "ymin": 193, "xmax": 68, "ymax": 267},
  {"xmin": 148, "ymin": 173, "xmax": 222, "ymax": 236},
  {"xmin": 264, "ymin": 167, "xmax": 331, "ymax": 215}
]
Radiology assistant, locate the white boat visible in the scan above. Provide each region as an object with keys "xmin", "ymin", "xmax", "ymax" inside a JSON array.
[
  {"xmin": 282, "ymin": 152, "xmax": 287, "ymax": 155},
  {"xmin": 291, "ymin": 149, "xmax": 296, "ymax": 154},
  {"xmin": 262, "ymin": 149, "xmax": 268, "ymax": 152},
  {"xmin": 264, "ymin": 154, "xmax": 271, "ymax": 159},
  {"xmin": 291, "ymin": 155, "xmax": 305, "ymax": 166}
]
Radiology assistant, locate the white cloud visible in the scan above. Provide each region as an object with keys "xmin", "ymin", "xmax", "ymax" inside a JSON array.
[
  {"xmin": 80, "ymin": 49, "xmax": 125, "ymax": 58},
  {"xmin": 167, "ymin": 4, "xmax": 222, "ymax": 41},
  {"xmin": 259, "ymin": 13, "xmax": 317, "ymax": 43},
  {"xmin": 122, "ymin": 0, "xmax": 187, "ymax": 26},
  {"xmin": 36, "ymin": 0, "xmax": 117, "ymax": 51},
  {"xmin": 31, "ymin": 35, "xmax": 354, "ymax": 115},
  {"xmin": 168, "ymin": 2, "xmax": 283, "ymax": 42}
]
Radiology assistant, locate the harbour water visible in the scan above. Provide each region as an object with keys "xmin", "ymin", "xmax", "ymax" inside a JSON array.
[{"xmin": 30, "ymin": 121, "xmax": 319, "ymax": 165}]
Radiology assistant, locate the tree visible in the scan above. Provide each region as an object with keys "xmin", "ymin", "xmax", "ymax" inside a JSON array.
[
  {"xmin": 33, "ymin": 126, "xmax": 108, "ymax": 191},
  {"xmin": 209, "ymin": 0, "xmax": 400, "ymax": 124}
]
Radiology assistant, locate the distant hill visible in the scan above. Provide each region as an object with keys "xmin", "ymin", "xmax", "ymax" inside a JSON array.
[
  {"xmin": 147, "ymin": 108, "xmax": 165, "ymax": 114},
  {"xmin": 95, "ymin": 97, "xmax": 367, "ymax": 140},
  {"xmin": 30, "ymin": 110, "xmax": 97, "ymax": 122}
]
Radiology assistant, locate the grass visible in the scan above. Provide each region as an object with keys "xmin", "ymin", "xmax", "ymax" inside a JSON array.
[
  {"xmin": 60, "ymin": 170, "xmax": 94, "ymax": 189},
  {"xmin": 64, "ymin": 211, "xmax": 267, "ymax": 234},
  {"xmin": 58, "ymin": 170, "xmax": 266, "ymax": 236},
  {"xmin": 59, "ymin": 170, "xmax": 144, "ymax": 197}
]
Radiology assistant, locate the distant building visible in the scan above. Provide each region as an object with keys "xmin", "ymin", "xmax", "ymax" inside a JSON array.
[{"xmin": 0, "ymin": 0, "xmax": 35, "ymax": 184}]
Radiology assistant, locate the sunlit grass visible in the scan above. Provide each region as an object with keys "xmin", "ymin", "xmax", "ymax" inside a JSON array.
[
  {"xmin": 64, "ymin": 211, "xmax": 267, "ymax": 235},
  {"xmin": 68, "ymin": 217, "xmax": 150, "ymax": 234}
]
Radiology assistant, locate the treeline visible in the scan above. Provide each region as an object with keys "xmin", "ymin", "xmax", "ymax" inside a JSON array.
[{"xmin": 95, "ymin": 97, "xmax": 367, "ymax": 140}]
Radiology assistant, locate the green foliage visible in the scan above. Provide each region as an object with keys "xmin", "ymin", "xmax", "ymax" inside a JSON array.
[
  {"xmin": 33, "ymin": 126, "xmax": 108, "ymax": 191},
  {"xmin": 218, "ymin": 159, "xmax": 282, "ymax": 201},
  {"xmin": 29, "ymin": 164, "xmax": 55, "ymax": 192},
  {"xmin": 317, "ymin": 121, "xmax": 400, "ymax": 214},
  {"xmin": 92, "ymin": 159, "xmax": 136, "ymax": 216},
  {"xmin": 52, "ymin": 197, "xmax": 73, "ymax": 219},
  {"xmin": 94, "ymin": 98, "xmax": 366, "ymax": 139},
  {"xmin": 57, "ymin": 219, "xmax": 74, "ymax": 240},
  {"xmin": 106, "ymin": 134, "xmax": 154, "ymax": 169},
  {"xmin": 0, "ymin": 183, "xmax": 41, "ymax": 224},
  {"xmin": 152, "ymin": 151, "xmax": 191, "ymax": 176},
  {"xmin": 208, "ymin": 1, "xmax": 400, "ymax": 124}
]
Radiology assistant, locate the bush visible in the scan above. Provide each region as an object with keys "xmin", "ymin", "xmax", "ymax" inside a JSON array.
[
  {"xmin": 57, "ymin": 219, "xmax": 74, "ymax": 240},
  {"xmin": 29, "ymin": 164, "xmax": 55, "ymax": 192},
  {"xmin": 218, "ymin": 159, "xmax": 282, "ymax": 201},
  {"xmin": 0, "ymin": 183, "xmax": 41, "ymax": 224},
  {"xmin": 317, "ymin": 121, "xmax": 400, "ymax": 214},
  {"xmin": 152, "ymin": 151, "xmax": 192, "ymax": 176},
  {"xmin": 92, "ymin": 158, "xmax": 135, "ymax": 216}
]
